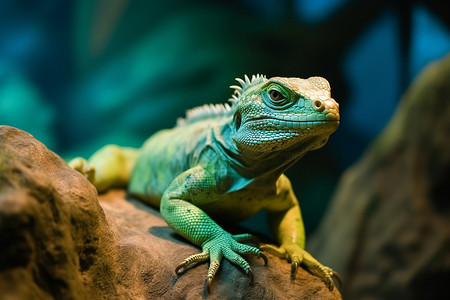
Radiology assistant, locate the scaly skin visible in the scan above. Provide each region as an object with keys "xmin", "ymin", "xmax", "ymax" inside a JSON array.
[{"xmin": 69, "ymin": 74, "xmax": 341, "ymax": 292}]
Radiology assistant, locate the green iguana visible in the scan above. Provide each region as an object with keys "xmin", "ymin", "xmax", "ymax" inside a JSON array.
[{"xmin": 69, "ymin": 74, "xmax": 341, "ymax": 292}]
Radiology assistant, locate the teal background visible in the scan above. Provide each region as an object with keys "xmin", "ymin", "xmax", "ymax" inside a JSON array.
[{"xmin": 0, "ymin": 0, "xmax": 449, "ymax": 235}]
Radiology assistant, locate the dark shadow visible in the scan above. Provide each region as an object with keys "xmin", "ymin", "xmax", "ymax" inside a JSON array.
[
  {"xmin": 124, "ymin": 192, "xmax": 161, "ymax": 217},
  {"xmin": 147, "ymin": 225, "xmax": 196, "ymax": 246}
]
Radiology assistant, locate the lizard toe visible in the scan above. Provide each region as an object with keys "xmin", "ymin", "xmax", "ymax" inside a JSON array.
[
  {"xmin": 206, "ymin": 259, "xmax": 221, "ymax": 293},
  {"xmin": 260, "ymin": 244, "xmax": 287, "ymax": 259},
  {"xmin": 175, "ymin": 251, "xmax": 209, "ymax": 274},
  {"xmin": 231, "ymin": 241, "xmax": 268, "ymax": 266},
  {"xmin": 301, "ymin": 253, "xmax": 335, "ymax": 291},
  {"xmin": 223, "ymin": 248, "xmax": 251, "ymax": 277},
  {"xmin": 69, "ymin": 157, "xmax": 96, "ymax": 182}
]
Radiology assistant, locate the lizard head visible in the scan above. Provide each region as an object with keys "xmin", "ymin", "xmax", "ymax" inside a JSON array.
[{"xmin": 229, "ymin": 75, "xmax": 340, "ymax": 158}]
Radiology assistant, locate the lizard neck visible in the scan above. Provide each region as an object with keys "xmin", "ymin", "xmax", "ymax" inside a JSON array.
[{"xmin": 212, "ymin": 121, "xmax": 318, "ymax": 180}]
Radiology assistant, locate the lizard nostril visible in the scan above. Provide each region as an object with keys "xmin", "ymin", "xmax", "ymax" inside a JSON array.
[{"xmin": 313, "ymin": 100, "xmax": 325, "ymax": 112}]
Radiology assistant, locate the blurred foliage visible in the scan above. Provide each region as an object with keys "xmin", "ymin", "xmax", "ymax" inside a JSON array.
[{"xmin": 0, "ymin": 64, "xmax": 55, "ymax": 146}]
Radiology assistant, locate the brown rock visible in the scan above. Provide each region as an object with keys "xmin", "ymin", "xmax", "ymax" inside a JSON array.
[
  {"xmin": 0, "ymin": 126, "xmax": 119, "ymax": 300},
  {"xmin": 100, "ymin": 190, "xmax": 341, "ymax": 299},
  {"xmin": 0, "ymin": 125, "xmax": 341, "ymax": 299},
  {"xmin": 308, "ymin": 55, "xmax": 450, "ymax": 299}
]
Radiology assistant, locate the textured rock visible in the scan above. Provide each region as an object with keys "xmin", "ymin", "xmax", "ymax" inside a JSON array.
[
  {"xmin": 100, "ymin": 190, "xmax": 341, "ymax": 299},
  {"xmin": 308, "ymin": 55, "xmax": 450, "ymax": 299},
  {"xmin": 0, "ymin": 126, "xmax": 118, "ymax": 300},
  {"xmin": 0, "ymin": 125, "xmax": 341, "ymax": 299}
]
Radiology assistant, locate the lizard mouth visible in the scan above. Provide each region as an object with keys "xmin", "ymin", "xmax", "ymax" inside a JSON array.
[{"xmin": 245, "ymin": 117, "xmax": 340, "ymax": 131}]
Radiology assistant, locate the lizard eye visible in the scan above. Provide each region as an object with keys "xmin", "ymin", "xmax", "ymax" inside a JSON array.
[
  {"xmin": 269, "ymin": 89, "xmax": 285, "ymax": 102},
  {"xmin": 263, "ymin": 83, "xmax": 294, "ymax": 110}
]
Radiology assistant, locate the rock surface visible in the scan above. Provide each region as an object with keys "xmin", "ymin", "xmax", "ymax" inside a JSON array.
[
  {"xmin": 0, "ymin": 125, "xmax": 341, "ymax": 299},
  {"xmin": 0, "ymin": 126, "xmax": 117, "ymax": 300},
  {"xmin": 308, "ymin": 55, "xmax": 450, "ymax": 299}
]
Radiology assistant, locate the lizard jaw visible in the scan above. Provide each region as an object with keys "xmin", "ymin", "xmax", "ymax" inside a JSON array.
[{"xmin": 244, "ymin": 118, "xmax": 340, "ymax": 135}]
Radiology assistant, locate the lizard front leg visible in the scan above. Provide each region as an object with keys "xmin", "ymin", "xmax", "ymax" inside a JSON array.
[
  {"xmin": 160, "ymin": 166, "xmax": 267, "ymax": 292},
  {"xmin": 69, "ymin": 144, "xmax": 139, "ymax": 192},
  {"xmin": 264, "ymin": 174, "xmax": 341, "ymax": 290}
]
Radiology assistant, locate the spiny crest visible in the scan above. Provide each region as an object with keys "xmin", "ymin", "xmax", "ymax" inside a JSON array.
[
  {"xmin": 177, "ymin": 74, "xmax": 266, "ymax": 126},
  {"xmin": 176, "ymin": 103, "xmax": 233, "ymax": 126},
  {"xmin": 229, "ymin": 74, "xmax": 267, "ymax": 105}
]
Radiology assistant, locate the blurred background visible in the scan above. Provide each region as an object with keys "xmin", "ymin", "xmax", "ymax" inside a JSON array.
[{"xmin": 0, "ymin": 0, "xmax": 449, "ymax": 235}]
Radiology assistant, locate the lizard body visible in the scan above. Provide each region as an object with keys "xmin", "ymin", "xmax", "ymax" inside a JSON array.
[{"xmin": 70, "ymin": 74, "xmax": 340, "ymax": 291}]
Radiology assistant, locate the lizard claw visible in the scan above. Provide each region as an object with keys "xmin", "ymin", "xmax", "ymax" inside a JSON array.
[
  {"xmin": 258, "ymin": 251, "xmax": 268, "ymax": 266},
  {"xmin": 206, "ymin": 276, "xmax": 214, "ymax": 293},
  {"xmin": 247, "ymin": 268, "xmax": 254, "ymax": 284},
  {"xmin": 175, "ymin": 262, "xmax": 185, "ymax": 274},
  {"xmin": 290, "ymin": 258, "xmax": 299, "ymax": 278},
  {"xmin": 327, "ymin": 267, "xmax": 342, "ymax": 289}
]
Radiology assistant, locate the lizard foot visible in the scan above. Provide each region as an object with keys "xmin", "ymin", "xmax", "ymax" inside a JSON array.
[
  {"xmin": 68, "ymin": 157, "xmax": 96, "ymax": 182},
  {"xmin": 175, "ymin": 232, "xmax": 267, "ymax": 292},
  {"xmin": 260, "ymin": 243, "xmax": 341, "ymax": 291}
]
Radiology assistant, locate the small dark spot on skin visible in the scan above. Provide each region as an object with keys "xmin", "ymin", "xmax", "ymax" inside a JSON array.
[{"xmin": 234, "ymin": 112, "xmax": 242, "ymax": 130}]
